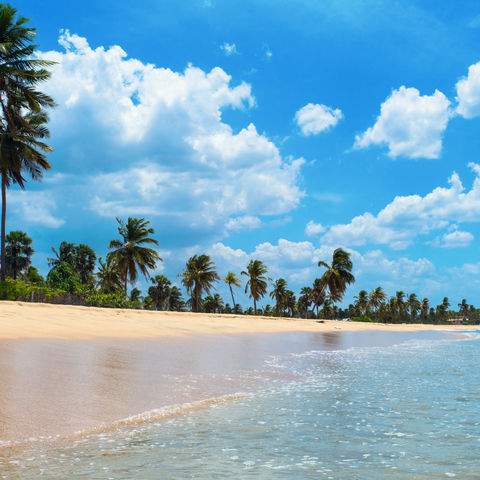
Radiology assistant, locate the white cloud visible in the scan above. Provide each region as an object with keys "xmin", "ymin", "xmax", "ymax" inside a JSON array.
[
  {"xmin": 354, "ymin": 86, "xmax": 451, "ymax": 159},
  {"xmin": 7, "ymin": 190, "xmax": 64, "ymax": 228},
  {"xmin": 295, "ymin": 103, "xmax": 343, "ymax": 135},
  {"xmin": 322, "ymin": 163, "xmax": 480, "ymax": 248},
  {"xmin": 208, "ymin": 239, "xmax": 435, "ymax": 300},
  {"xmin": 455, "ymin": 61, "xmax": 480, "ymax": 118},
  {"xmin": 305, "ymin": 220, "xmax": 325, "ymax": 236},
  {"xmin": 225, "ymin": 215, "xmax": 261, "ymax": 232},
  {"xmin": 37, "ymin": 32, "xmax": 304, "ymax": 239},
  {"xmin": 220, "ymin": 42, "xmax": 238, "ymax": 56},
  {"xmin": 433, "ymin": 229, "xmax": 474, "ymax": 248}
]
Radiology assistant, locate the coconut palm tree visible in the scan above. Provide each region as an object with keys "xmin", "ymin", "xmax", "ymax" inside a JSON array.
[
  {"xmin": 223, "ymin": 272, "xmax": 240, "ymax": 309},
  {"xmin": 354, "ymin": 290, "xmax": 369, "ymax": 316},
  {"xmin": 178, "ymin": 254, "xmax": 219, "ymax": 312},
  {"xmin": 311, "ymin": 278, "xmax": 326, "ymax": 316},
  {"xmin": 241, "ymin": 259, "xmax": 269, "ymax": 315},
  {"xmin": 395, "ymin": 291, "xmax": 406, "ymax": 320},
  {"xmin": 420, "ymin": 298, "xmax": 430, "ymax": 322},
  {"xmin": 96, "ymin": 256, "xmax": 123, "ymax": 294},
  {"xmin": 298, "ymin": 286, "xmax": 313, "ymax": 318},
  {"xmin": 458, "ymin": 299, "xmax": 468, "ymax": 320},
  {"xmin": 317, "ymin": 248, "xmax": 355, "ymax": 304},
  {"xmin": 270, "ymin": 278, "xmax": 288, "ymax": 316},
  {"xmin": 107, "ymin": 217, "xmax": 162, "ymax": 296},
  {"xmin": 0, "ymin": 6, "xmax": 56, "ymax": 280},
  {"xmin": 148, "ymin": 275, "xmax": 172, "ymax": 310},
  {"xmin": 5, "ymin": 230, "xmax": 33, "ymax": 279},
  {"xmin": 407, "ymin": 293, "xmax": 420, "ymax": 322},
  {"xmin": 368, "ymin": 286, "xmax": 386, "ymax": 321},
  {"xmin": 285, "ymin": 290, "xmax": 296, "ymax": 317}
]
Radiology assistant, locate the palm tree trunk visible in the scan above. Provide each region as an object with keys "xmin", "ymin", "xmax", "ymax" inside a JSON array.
[
  {"xmin": 124, "ymin": 272, "xmax": 128, "ymax": 298},
  {"xmin": 1, "ymin": 173, "xmax": 6, "ymax": 282},
  {"xmin": 195, "ymin": 283, "xmax": 200, "ymax": 312},
  {"xmin": 253, "ymin": 297, "xmax": 257, "ymax": 315},
  {"xmin": 229, "ymin": 285, "xmax": 235, "ymax": 310}
]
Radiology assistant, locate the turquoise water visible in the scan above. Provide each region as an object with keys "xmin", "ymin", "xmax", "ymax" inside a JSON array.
[{"xmin": 2, "ymin": 331, "xmax": 480, "ymax": 479}]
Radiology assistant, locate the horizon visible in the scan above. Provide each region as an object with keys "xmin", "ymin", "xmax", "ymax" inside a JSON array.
[{"xmin": 8, "ymin": 0, "xmax": 480, "ymax": 307}]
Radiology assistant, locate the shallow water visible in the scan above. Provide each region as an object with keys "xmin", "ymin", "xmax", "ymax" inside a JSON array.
[{"xmin": 1, "ymin": 330, "xmax": 479, "ymax": 478}]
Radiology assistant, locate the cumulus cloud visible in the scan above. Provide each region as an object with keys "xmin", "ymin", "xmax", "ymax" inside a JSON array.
[
  {"xmin": 208, "ymin": 239, "xmax": 434, "ymax": 297},
  {"xmin": 432, "ymin": 229, "xmax": 474, "ymax": 248},
  {"xmin": 354, "ymin": 86, "xmax": 451, "ymax": 159},
  {"xmin": 295, "ymin": 103, "xmax": 343, "ymax": 135},
  {"xmin": 36, "ymin": 31, "xmax": 304, "ymax": 241},
  {"xmin": 220, "ymin": 42, "xmax": 238, "ymax": 56},
  {"xmin": 225, "ymin": 215, "xmax": 262, "ymax": 232},
  {"xmin": 304, "ymin": 220, "xmax": 325, "ymax": 236},
  {"xmin": 7, "ymin": 190, "xmax": 64, "ymax": 228},
  {"xmin": 322, "ymin": 163, "xmax": 480, "ymax": 248},
  {"xmin": 455, "ymin": 61, "xmax": 480, "ymax": 118}
]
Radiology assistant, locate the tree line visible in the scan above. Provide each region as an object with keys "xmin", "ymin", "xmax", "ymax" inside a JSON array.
[{"xmin": 2, "ymin": 218, "xmax": 357, "ymax": 316}]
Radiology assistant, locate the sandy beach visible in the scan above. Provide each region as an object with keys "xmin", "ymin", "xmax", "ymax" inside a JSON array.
[
  {"xmin": 0, "ymin": 301, "xmax": 474, "ymax": 339},
  {"xmin": 0, "ymin": 301, "xmax": 475, "ymax": 446}
]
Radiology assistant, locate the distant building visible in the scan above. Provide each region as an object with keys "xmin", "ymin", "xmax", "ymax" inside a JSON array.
[{"xmin": 447, "ymin": 318, "xmax": 466, "ymax": 325}]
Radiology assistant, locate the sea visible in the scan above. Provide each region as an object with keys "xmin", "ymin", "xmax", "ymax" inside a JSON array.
[{"xmin": 1, "ymin": 329, "xmax": 479, "ymax": 479}]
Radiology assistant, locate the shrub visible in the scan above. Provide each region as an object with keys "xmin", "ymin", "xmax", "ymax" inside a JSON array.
[{"xmin": 351, "ymin": 315, "xmax": 373, "ymax": 322}]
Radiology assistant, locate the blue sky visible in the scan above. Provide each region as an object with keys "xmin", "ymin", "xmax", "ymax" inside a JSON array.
[{"xmin": 11, "ymin": 0, "xmax": 480, "ymax": 307}]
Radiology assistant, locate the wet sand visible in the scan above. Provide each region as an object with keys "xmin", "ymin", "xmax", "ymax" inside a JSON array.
[
  {"xmin": 0, "ymin": 329, "xmax": 452, "ymax": 445},
  {"xmin": 0, "ymin": 301, "xmax": 475, "ymax": 445}
]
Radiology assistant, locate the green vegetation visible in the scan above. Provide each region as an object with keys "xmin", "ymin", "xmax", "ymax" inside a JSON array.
[{"xmin": 0, "ymin": 5, "xmax": 56, "ymax": 281}]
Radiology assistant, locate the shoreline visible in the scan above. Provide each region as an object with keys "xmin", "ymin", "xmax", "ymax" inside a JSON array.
[{"xmin": 0, "ymin": 301, "xmax": 475, "ymax": 340}]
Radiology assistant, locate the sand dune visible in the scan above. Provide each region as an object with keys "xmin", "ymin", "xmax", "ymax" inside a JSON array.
[{"xmin": 0, "ymin": 301, "xmax": 473, "ymax": 339}]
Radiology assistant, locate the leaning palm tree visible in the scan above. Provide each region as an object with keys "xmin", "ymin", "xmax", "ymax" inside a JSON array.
[
  {"xmin": 0, "ymin": 6, "xmax": 56, "ymax": 280},
  {"xmin": 223, "ymin": 272, "xmax": 240, "ymax": 310},
  {"xmin": 241, "ymin": 259, "xmax": 269, "ymax": 315},
  {"xmin": 178, "ymin": 254, "xmax": 219, "ymax": 312},
  {"xmin": 317, "ymin": 248, "xmax": 355, "ymax": 304},
  {"xmin": 270, "ymin": 278, "xmax": 288, "ymax": 316},
  {"xmin": 96, "ymin": 256, "xmax": 123, "ymax": 294},
  {"xmin": 5, "ymin": 230, "xmax": 33, "ymax": 279},
  {"xmin": 107, "ymin": 217, "xmax": 162, "ymax": 296}
]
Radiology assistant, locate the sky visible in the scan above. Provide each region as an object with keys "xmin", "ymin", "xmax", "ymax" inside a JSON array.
[{"xmin": 11, "ymin": 0, "xmax": 480, "ymax": 308}]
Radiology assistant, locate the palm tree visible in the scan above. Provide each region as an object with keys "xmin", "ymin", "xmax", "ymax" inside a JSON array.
[
  {"xmin": 48, "ymin": 241, "xmax": 77, "ymax": 269},
  {"xmin": 298, "ymin": 286, "xmax": 313, "ymax": 318},
  {"xmin": 420, "ymin": 298, "xmax": 430, "ymax": 322},
  {"xmin": 0, "ymin": 6, "xmax": 56, "ymax": 280},
  {"xmin": 395, "ymin": 291, "xmax": 406, "ymax": 320},
  {"xmin": 107, "ymin": 217, "xmax": 162, "ymax": 296},
  {"xmin": 285, "ymin": 290, "xmax": 296, "ymax": 317},
  {"xmin": 317, "ymin": 248, "xmax": 355, "ymax": 304},
  {"xmin": 407, "ymin": 293, "xmax": 420, "ymax": 322},
  {"xmin": 458, "ymin": 299, "xmax": 468, "ymax": 320},
  {"xmin": 270, "ymin": 278, "xmax": 288, "ymax": 316},
  {"xmin": 368, "ymin": 286, "xmax": 386, "ymax": 321},
  {"xmin": 148, "ymin": 275, "xmax": 172, "ymax": 310},
  {"xmin": 388, "ymin": 296, "xmax": 398, "ymax": 322},
  {"xmin": 96, "ymin": 256, "xmax": 123, "ymax": 294},
  {"xmin": 5, "ymin": 230, "xmax": 33, "ymax": 279},
  {"xmin": 223, "ymin": 272, "xmax": 240, "ymax": 309},
  {"xmin": 354, "ymin": 290, "xmax": 369, "ymax": 316},
  {"xmin": 241, "ymin": 259, "xmax": 269, "ymax": 315},
  {"xmin": 178, "ymin": 254, "xmax": 219, "ymax": 312},
  {"xmin": 311, "ymin": 278, "xmax": 325, "ymax": 316}
]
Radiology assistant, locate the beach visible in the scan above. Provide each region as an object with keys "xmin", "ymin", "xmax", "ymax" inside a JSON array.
[
  {"xmin": 1, "ymin": 302, "xmax": 479, "ymax": 478},
  {"xmin": 0, "ymin": 301, "xmax": 472, "ymax": 340}
]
